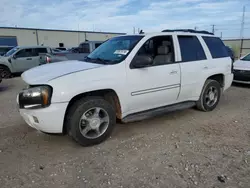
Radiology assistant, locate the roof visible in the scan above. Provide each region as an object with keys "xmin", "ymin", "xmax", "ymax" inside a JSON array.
[
  {"xmin": 125, "ymin": 32, "xmax": 214, "ymax": 37},
  {"xmin": 15, "ymin": 45, "xmax": 50, "ymax": 48},
  {"xmin": 223, "ymin": 38, "xmax": 250, "ymax": 41},
  {"xmin": 0, "ymin": 27, "xmax": 126, "ymax": 35}
]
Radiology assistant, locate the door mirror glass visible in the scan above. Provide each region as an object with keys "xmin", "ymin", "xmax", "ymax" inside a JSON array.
[
  {"xmin": 132, "ymin": 55, "xmax": 153, "ymax": 68},
  {"xmin": 12, "ymin": 54, "xmax": 16, "ymax": 59}
]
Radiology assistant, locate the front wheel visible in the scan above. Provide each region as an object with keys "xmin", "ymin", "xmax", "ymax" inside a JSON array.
[
  {"xmin": 66, "ymin": 97, "xmax": 116, "ymax": 146},
  {"xmin": 0, "ymin": 66, "xmax": 12, "ymax": 78},
  {"xmin": 196, "ymin": 79, "xmax": 221, "ymax": 112}
]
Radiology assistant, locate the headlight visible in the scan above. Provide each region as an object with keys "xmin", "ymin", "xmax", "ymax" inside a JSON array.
[{"xmin": 18, "ymin": 86, "xmax": 52, "ymax": 109}]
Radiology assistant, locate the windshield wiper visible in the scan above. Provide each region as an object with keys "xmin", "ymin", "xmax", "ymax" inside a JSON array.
[
  {"xmin": 83, "ymin": 56, "xmax": 114, "ymax": 64},
  {"xmin": 93, "ymin": 58, "xmax": 110, "ymax": 64}
]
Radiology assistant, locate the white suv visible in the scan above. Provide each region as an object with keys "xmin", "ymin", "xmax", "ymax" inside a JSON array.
[{"xmin": 17, "ymin": 30, "xmax": 233, "ymax": 146}]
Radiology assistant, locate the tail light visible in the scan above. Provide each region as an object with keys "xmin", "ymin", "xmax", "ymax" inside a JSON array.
[{"xmin": 46, "ymin": 56, "xmax": 51, "ymax": 63}]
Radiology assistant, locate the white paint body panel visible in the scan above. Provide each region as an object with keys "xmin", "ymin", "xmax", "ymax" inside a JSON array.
[
  {"xmin": 18, "ymin": 32, "xmax": 233, "ymax": 133},
  {"xmin": 19, "ymin": 103, "xmax": 68, "ymax": 133}
]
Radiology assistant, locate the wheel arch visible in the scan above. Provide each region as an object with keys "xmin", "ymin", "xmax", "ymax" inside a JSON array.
[
  {"xmin": 0, "ymin": 64, "xmax": 12, "ymax": 72},
  {"xmin": 63, "ymin": 89, "xmax": 122, "ymax": 134},
  {"xmin": 206, "ymin": 73, "xmax": 225, "ymax": 87}
]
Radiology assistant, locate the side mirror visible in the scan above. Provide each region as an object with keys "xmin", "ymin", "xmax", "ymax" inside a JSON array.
[
  {"xmin": 12, "ymin": 54, "xmax": 16, "ymax": 59},
  {"xmin": 131, "ymin": 55, "xmax": 153, "ymax": 68}
]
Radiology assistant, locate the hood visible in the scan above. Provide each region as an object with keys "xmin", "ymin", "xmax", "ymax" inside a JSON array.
[
  {"xmin": 234, "ymin": 60, "xmax": 250, "ymax": 70},
  {"xmin": 21, "ymin": 60, "xmax": 103, "ymax": 85},
  {"xmin": 0, "ymin": 56, "xmax": 8, "ymax": 61}
]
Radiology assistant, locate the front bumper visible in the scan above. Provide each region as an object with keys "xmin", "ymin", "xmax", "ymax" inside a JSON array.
[
  {"xmin": 233, "ymin": 70, "xmax": 250, "ymax": 83},
  {"xmin": 19, "ymin": 102, "xmax": 68, "ymax": 133}
]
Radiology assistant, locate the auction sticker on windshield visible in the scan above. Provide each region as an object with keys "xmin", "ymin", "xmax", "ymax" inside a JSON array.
[{"xmin": 114, "ymin": 50, "xmax": 129, "ymax": 55}]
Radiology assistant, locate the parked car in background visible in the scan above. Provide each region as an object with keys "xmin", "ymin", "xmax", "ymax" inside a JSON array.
[
  {"xmin": 55, "ymin": 47, "xmax": 68, "ymax": 51},
  {"xmin": 0, "ymin": 46, "xmax": 14, "ymax": 56},
  {"xmin": 77, "ymin": 41, "xmax": 103, "ymax": 53},
  {"xmin": 18, "ymin": 29, "xmax": 233, "ymax": 146},
  {"xmin": 0, "ymin": 46, "xmax": 51, "ymax": 78},
  {"xmin": 52, "ymin": 48, "xmax": 63, "ymax": 53},
  {"xmin": 233, "ymin": 52, "xmax": 250, "ymax": 84},
  {"xmin": 39, "ymin": 41, "xmax": 104, "ymax": 64}
]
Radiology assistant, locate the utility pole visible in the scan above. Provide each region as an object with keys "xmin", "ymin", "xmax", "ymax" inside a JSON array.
[
  {"xmin": 133, "ymin": 27, "xmax": 135, "ymax": 34},
  {"xmin": 240, "ymin": 5, "xmax": 246, "ymax": 57},
  {"xmin": 211, "ymin": 24, "xmax": 215, "ymax": 34},
  {"xmin": 220, "ymin": 32, "xmax": 223, "ymax": 39},
  {"xmin": 194, "ymin": 26, "xmax": 197, "ymax": 30},
  {"xmin": 78, "ymin": 23, "xmax": 80, "ymax": 45},
  {"xmin": 240, "ymin": 5, "xmax": 245, "ymax": 39}
]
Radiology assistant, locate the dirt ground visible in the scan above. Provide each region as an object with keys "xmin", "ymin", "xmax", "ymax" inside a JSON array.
[{"xmin": 0, "ymin": 77, "xmax": 250, "ymax": 188}]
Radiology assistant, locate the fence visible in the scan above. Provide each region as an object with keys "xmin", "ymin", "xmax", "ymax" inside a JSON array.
[{"xmin": 223, "ymin": 38, "xmax": 250, "ymax": 59}]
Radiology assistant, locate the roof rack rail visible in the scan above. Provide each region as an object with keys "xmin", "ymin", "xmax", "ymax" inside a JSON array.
[{"xmin": 161, "ymin": 29, "xmax": 214, "ymax": 35}]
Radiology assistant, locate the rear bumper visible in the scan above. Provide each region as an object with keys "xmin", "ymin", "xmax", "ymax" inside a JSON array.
[
  {"xmin": 19, "ymin": 103, "xmax": 68, "ymax": 133},
  {"xmin": 223, "ymin": 73, "xmax": 233, "ymax": 91}
]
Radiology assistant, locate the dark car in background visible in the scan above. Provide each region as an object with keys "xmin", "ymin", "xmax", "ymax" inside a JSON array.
[{"xmin": 0, "ymin": 46, "xmax": 14, "ymax": 56}]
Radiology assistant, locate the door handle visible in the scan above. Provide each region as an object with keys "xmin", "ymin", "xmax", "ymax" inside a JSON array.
[
  {"xmin": 203, "ymin": 66, "xmax": 208, "ymax": 69},
  {"xmin": 170, "ymin": 70, "xmax": 178, "ymax": 74},
  {"xmin": 26, "ymin": 58, "xmax": 32, "ymax": 60}
]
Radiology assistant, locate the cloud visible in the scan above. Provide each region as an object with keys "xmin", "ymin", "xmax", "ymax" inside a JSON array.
[{"xmin": 0, "ymin": 0, "xmax": 250, "ymax": 38}]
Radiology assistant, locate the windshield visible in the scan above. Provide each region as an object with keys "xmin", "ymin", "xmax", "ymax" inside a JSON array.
[
  {"xmin": 4, "ymin": 47, "xmax": 19, "ymax": 57},
  {"xmin": 241, "ymin": 54, "xmax": 250, "ymax": 61},
  {"xmin": 85, "ymin": 35, "xmax": 144, "ymax": 64}
]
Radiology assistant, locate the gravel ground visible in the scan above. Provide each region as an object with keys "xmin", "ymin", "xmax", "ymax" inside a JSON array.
[{"xmin": 0, "ymin": 77, "xmax": 250, "ymax": 188}]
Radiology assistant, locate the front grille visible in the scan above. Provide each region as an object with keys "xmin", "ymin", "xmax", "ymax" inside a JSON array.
[
  {"xmin": 233, "ymin": 69, "xmax": 250, "ymax": 74},
  {"xmin": 233, "ymin": 70, "xmax": 250, "ymax": 81}
]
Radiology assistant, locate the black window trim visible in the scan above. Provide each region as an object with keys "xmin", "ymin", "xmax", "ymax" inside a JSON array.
[
  {"xmin": 178, "ymin": 35, "xmax": 207, "ymax": 63},
  {"xmin": 130, "ymin": 35, "xmax": 176, "ymax": 69},
  {"xmin": 15, "ymin": 48, "xmax": 36, "ymax": 58}
]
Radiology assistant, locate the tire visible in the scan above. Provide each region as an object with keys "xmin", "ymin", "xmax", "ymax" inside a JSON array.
[
  {"xmin": 66, "ymin": 97, "xmax": 116, "ymax": 146},
  {"xmin": 196, "ymin": 79, "xmax": 221, "ymax": 112},
  {"xmin": 0, "ymin": 66, "xmax": 12, "ymax": 79}
]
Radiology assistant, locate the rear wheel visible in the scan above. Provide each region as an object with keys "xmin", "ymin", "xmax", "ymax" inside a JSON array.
[
  {"xmin": 66, "ymin": 97, "xmax": 116, "ymax": 146},
  {"xmin": 0, "ymin": 66, "xmax": 11, "ymax": 78},
  {"xmin": 196, "ymin": 79, "xmax": 221, "ymax": 112}
]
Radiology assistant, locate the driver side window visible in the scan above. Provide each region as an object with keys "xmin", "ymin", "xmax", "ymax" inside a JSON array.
[
  {"xmin": 135, "ymin": 35, "xmax": 175, "ymax": 66},
  {"xmin": 15, "ymin": 48, "xmax": 33, "ymax": 58}
]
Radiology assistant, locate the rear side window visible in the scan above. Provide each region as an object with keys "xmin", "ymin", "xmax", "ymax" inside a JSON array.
[
  {"xmin": 202, "ymin": 37, "xmax": 228, "ymax": 58},
  {"xmin": 79, "ymin": 43, "xmax": 90, "ymax": 53},
  {"xmin": 178, "ymin": 36, "xmax": 206, "ymax": 62},
  {"xmin": 95, "ymin": 43, "xmax": 102, "ymax": 49}
]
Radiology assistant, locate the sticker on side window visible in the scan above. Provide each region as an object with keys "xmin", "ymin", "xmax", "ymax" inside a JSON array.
[{"xmin": 114, "ymin": 50, "xmax": 129, "ymax": 55}]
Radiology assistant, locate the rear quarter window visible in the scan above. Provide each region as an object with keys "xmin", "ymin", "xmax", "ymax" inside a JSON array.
[{"xmin": 202, "ymin": 37, "xmax": 229, "ymax": 58}]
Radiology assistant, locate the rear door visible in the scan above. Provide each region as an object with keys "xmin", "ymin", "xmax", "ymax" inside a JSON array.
[
  {"xmin": 34, "ymin": 47, "xmax": 48, "ymax": 66},
  {"xmin": 177, "ymin": 35, "xmax": 210, "ymax": 101}
]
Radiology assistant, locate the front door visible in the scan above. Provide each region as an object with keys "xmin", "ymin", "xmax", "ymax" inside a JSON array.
[
  {"xmin": 126, "ymin": 35, "xmax": 181, "ymax": 114},
  {"xmin": 12, "ymin": 48, "xmax": 37, "ymax": 72}
]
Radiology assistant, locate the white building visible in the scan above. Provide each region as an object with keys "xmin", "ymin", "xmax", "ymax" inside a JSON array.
[{"xmin": 0, "ymin": 27, "xmax": 125, "ymax": 48}]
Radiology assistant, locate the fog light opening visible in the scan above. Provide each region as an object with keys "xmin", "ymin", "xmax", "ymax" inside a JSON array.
[{"xmin": 33, "ymin": 116, "xmax": 39, "ymax": 123}]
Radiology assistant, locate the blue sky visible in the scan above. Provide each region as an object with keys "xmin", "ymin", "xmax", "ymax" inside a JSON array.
[{"xmin": 1, "ymin": 0, "xmax": 250, "ymax": 38}]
